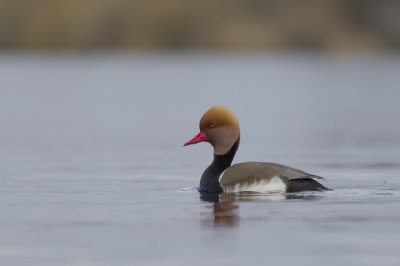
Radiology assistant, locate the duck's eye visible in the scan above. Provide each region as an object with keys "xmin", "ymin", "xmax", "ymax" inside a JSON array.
[{"xmin": 209, "ymin": 125, "xmax": 215, "ymax": 129}]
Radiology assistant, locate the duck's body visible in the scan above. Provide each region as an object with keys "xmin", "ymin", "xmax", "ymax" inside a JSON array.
[
  {"xmin": 221, "ymin": 162, "xmax": 327, "ymax": 193},
  {"xmin": 184, "ymin": 106, "xmax": 328, "ymax": 194}
]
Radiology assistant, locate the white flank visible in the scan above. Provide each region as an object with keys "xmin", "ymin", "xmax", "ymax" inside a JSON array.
[{"xmin": 223, "ymin": 176, "xmax": 287, "ymax": 193}]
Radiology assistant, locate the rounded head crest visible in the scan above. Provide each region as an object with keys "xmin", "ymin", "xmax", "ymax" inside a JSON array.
[{"xmin": 199, "ymin": 106, "xmax": 239, "ymax": 131}]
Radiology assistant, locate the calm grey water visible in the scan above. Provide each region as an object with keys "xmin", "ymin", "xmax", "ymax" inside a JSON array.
[{"xmin": 1, "ymin": 53, "xmax": 400, "ymax": 266}]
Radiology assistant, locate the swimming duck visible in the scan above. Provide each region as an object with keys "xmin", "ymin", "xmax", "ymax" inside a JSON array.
[{"xmin": 184, "ymin": 106, "xmax": 328, "ymax": 194}]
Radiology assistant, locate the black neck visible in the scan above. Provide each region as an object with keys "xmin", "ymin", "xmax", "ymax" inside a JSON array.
[{"xmin": 199, "ymin": 137, "xmax": 240, "ymax": 193}]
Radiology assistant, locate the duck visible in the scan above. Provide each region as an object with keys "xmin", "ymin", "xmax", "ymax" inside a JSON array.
[{"xmin": 184, "ymin": 106, "xmax": 329, "ymax": 194}]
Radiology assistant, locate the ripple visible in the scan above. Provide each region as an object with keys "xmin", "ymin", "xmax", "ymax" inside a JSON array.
[{"xmin": 177, "ymin": 187, "xmax": 198, "ymax": 193}]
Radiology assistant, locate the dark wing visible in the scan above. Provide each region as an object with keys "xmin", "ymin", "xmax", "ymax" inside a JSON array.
[{"xmin": 263, "ymin": 162, "xmax": 325, "ymax": 180}]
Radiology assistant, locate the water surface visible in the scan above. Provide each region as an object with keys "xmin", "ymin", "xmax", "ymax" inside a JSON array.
[{"xmin": 0, "ymin": 53, "xmax": 400, "ymax": 265}]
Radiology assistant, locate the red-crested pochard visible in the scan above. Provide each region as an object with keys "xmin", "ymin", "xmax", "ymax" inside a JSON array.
[{"xmin": 184, "ymin": 106, "xmax": 328, "ymax": 194}]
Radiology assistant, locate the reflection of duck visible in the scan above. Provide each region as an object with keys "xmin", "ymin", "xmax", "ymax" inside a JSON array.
[
  {"xmin": 185, "ymin": 106, "xmax": 329, "ymax": 194},
  {"xmin": 220, "ymin": 192, "xmax": 286, "ymax": 202},
  {"xmin": 213, "ymin": 202, "xmax": 239, "ymax": 227},
  {"xmin": 206, "ymin": 193, "xmax": 321, "ymax": 228},
  {"xmin": 203, "ymin": 193, "xmax": 321, "ymax": 228},
  {"xmin": 220, "ymin": 192, "xmax": 321, "ymax": 202}
]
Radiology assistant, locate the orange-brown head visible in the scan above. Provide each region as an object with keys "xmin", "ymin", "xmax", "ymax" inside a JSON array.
[{"xmin": 184, "ymin": 106, "xmax": 240, "ymax": 155}]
